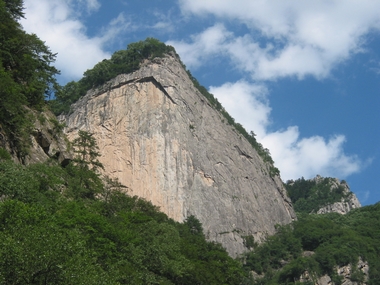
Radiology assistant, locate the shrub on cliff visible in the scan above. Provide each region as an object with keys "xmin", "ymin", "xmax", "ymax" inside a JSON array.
[{"xmin": 50, "ymin": 38, "xmax": 175, "ymax": 115}]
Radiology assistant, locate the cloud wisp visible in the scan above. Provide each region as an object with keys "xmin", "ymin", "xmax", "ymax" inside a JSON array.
[
  {"xmin": 169, "ymin": 0, "xmax": 374, "ymax": 180},
  {"xmin": 176, "ymin": 0, "xmax": 380, "ymax": 80}
]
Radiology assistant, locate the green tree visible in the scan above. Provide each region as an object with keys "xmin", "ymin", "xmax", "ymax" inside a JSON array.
[
  {"xmin": 68, "ymin": 130, "xmax": 104, "ymax": 199},
  {"xmin": 0, "ymin": 0, "xmax": 59, "ymax": 156},
  {"xmin": 72, "ymin": 130, "xmax": 103, "ymax": 172}
]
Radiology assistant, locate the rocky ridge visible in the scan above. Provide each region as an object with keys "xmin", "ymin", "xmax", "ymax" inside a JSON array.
[
  {"xmin": 62, "ymin": 52, "xmax": 296, "ymax": 256},
  {"xmin": 313, "ymin": 175, "xmax": 361, "ymax": 215}
]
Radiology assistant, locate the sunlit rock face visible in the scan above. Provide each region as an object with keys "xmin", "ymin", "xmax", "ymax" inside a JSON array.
[{"xmin": 63, "ymin": 52, "xmax": 296, "ymax": 256}]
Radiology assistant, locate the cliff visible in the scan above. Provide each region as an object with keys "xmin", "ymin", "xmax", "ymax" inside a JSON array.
[{"xmin": 62, "ymin": 52, "xmax": 296, "ymax": 256}]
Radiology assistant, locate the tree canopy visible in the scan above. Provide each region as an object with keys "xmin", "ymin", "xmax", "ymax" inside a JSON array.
[
  {"xmin": 243, "ymin": 205, "xmax": 380, "ymax": 284},
  {"xmin": 0, "ymin": 0, "xmax": 59, "ymax": 156},
  {"xmin": 49, "ymin": 38, "xmax": 175, "ymax": 115}
]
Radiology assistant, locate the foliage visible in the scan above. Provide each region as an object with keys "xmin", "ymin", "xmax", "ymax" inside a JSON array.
[
  {"xmin": 285, "ymin": 177, "xmax": 351, "ymax": 214},
  {"xmin": 0, "ymin": 0, "xmax": 59, "ymax": 157},
  {"xmin": 243, "ymin": 205, "xmax": 380, "ymax": 284},
  {"xmin": 0, "ymin": 148, "xmax": 11, "ymax": 160},
  {"xmin": 50, "ymin": 38, "xmax": 175, "ymax": 115},
  {"xmin": 0, "ymin": 155, "xmax": 247, "ymax": 284}
]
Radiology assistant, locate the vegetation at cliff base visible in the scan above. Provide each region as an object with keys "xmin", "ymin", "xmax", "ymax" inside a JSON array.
[
  {"xmin": 0, "ymin": 132, "xmax": 245, "ymax": 284},
  {"xmin": 243, "ymin": 177, "xmax": 380, "ymax": 284}
]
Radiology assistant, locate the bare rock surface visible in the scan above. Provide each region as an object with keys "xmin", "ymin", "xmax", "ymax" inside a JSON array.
[
  {"xmin": 317, "ymin": 258, "xmax": 368, "ymax": 285},
  {"xmin": 62, "ymin": 52, "xmax": 296, "ymax": 256}
]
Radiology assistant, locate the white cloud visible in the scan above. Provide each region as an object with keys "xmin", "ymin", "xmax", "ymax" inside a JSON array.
[
  {"xmin": 81, "ymin": 0, "xmax": 101, "ymax": 12},
  {"xmin": 172, "ymin": 1, "xmax": 369, "ymax": 180},
  {"xmin": 210, "ymin": 81, "xmax": 362, "ymax": 181},
  {"xmin": 209, "ymin": 81, "xmax": 270, "ymax": 139},
  {"xmin": 167, "ymin": 24, "xmax": 232, "ymax": 68},
  {"xmin": 261, "ymin": 129, "xmax": 361, "ymax": 181},
  {"xmin": 21, "ymin": 0, "xmax": 129, "ymax": 81},
  {"xmin": 177, "ymin": 0, "xmax": 380, "ymax": 80},
  {"xmin": 66, "ymin": 0, "xmax": 101, "ymax": 15}
]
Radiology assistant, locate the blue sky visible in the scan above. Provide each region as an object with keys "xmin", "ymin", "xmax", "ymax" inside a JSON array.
[{"xmin": 21, "ymin": 0, "xmax": 380, "ymax": 205}]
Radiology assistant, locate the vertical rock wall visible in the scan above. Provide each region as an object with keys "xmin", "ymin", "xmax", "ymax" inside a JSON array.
[{"xmin": 63, "ymin": 53, "xmax": 296, "ymax": 256}]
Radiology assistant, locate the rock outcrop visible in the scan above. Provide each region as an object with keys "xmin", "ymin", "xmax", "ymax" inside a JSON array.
[
  {"xmin": 313, "ymin": 175, "xmax": 361, "ymax": 215},
  {"xmin": 62, "ymin": 52, "xmax": 296, "ymax": 256},
  {"xmin": 0, "ymin": 109, "xmax": 71, "ymax": 166},
  {"xmin": 300, "ymin": 257, "xmax": 369, "ymax": 285}
]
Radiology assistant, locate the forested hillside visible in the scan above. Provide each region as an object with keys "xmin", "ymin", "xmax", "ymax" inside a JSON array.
[
  {"xmin": 0, "ymin": 131, "xmax": 246, "ymax": 284},
  {"xmin": 1, "ymin": 1, "xmax": 380, "ymax": 284},
  {"xmin": 243, "ymin": 176, "xmax": 379, "ymax": 284},
  {"xmin": 243, "ymin": 204, "xmax": 380, "ymax": 284}
]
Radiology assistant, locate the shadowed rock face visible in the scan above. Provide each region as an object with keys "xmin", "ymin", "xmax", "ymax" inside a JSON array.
[
  {"xmin": 1, "ymin": 109, "xmax": 71, "ymax": 166},
  {"xmin": 62, "ymin": 52, "xmax": 296, "ymax": 256}
]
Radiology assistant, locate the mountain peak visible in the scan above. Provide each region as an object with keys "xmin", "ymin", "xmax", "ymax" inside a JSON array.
[{"xmin": 62, "ymin": 49, "xmax": 296, "ymax": 256}]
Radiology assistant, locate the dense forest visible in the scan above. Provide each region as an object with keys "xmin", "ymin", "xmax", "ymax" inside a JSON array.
[
  {"xmin": 242, "ymin": 179, "xmax": 380, "ymax": 284},
  {"xmin": 1, "ymin": 0, "xmax": 380, "ymax": 284},
  {"xmin": 243, "ymin": 204, "xmax": 380, "ymax": 284}
]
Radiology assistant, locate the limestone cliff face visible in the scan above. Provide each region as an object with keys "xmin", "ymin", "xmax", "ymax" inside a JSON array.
[{"xmin": 63, "ymin": 52, "xmax": 296, "ymax": 256}]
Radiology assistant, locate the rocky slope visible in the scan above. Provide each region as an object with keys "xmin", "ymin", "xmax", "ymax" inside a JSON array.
[
  {"xmin": 0, "ymin": 109, "xmax": 71, "ymax": 166},
  {"xmin": 62, "ymin": 52, "xmax": 296, "ymax": 256},
  {"xmin": 312, "ymin": 175, "xmax": 361, "ymax": 215}
]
